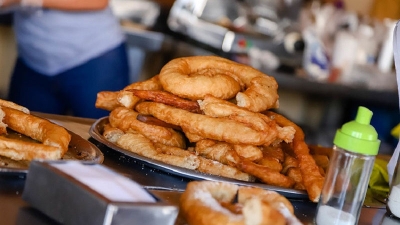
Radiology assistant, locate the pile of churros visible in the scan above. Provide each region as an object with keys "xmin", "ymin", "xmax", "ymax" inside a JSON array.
[
  {"xmin": 0, "ymin": 99, "xmax": 71, "ymax": 161},
  {"xmin": 95, "ymin": 56, "xmax": 328, "ymax": 202}
]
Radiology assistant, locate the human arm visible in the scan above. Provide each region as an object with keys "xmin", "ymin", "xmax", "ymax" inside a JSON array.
[{"xmin": 0, "ymin": 0, "xmax": 108, "ymax": 11}]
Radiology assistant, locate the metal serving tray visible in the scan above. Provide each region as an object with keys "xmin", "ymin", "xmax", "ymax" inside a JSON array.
[{"xmin": 89, "ymin": 117, "xmax": 308, "ymax": 199}]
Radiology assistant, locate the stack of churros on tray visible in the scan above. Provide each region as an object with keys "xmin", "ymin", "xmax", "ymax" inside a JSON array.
[{"xmin": 95, "ymin": 56, "xmax": 327, "ymax": 203}]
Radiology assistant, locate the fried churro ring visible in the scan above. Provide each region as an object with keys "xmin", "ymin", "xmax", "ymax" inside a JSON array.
[
  {"xmin": 237, "ymin": 186, "xmax": 294, "ymax": 214},
  {"xmin": 159, "ymin": 56, "xmax": 279, "ymax": 112},
  {"xmin": 136, "ymin": 114, "xmax": 182, "ymax": 131},
  {"xmin": 136, "ymin": 102, "xmax": 277, "ymax": 146},
  {"xmin": 127, "ymin": 89, "xmax": 201, "ymax": 113},
  {"xmin": 233, "ymin": 144, "xmax": 263, "ymax": 161},
  {"xmin": 95, "ymin": 76, "xmax": 163, "ymax": 111},
  {"xmin": 195, "ymin": 139, "xmax": 240, "ymax": 166},
  {"xmin": 159, "ymin": 57, "xmax": 241, "ymax": 100},
  {"xmin": 109, "ymin": 107, "xmax": 186, "ymax": 148},
  {"xmin": 262, "ymin": 145, "xmax": 285, "ymax": 163},
  {"xmin": 118, "ymin": 75, "xmax": 163, "ymax": 109},
  {"xmin": 116, "ymin": 132, "xmax": 199, "ymax": 170},
  {"xmin": 238, "ymin": 186, "xmax": 303, "ymax": 225},
  {"xmin": 95, "ymin": 91, "xmax": 120, "ymax": 111},
  {"xmin": 0, "ymin": 106, "xmax": 71, "ymax": 160},
  {"xmin": 103, "ymin": 123, "xmax": 124, "ymax": 143},
  {"xmin": 264, "ymin": 111, "xmax": 324, "ymax": 202},
  {"xmin": 238, "ymin": 158, "xmax": 295, "ymax": 188},
  {"xmin": 197, "ymin": 157, "xmax": 255, "ymax": 182},
  {"xmin": 0, "ymin": 136, "xmax": 62, "ymax": 161},
  {"xmin": 282, "ymin": 154, "xmax": 299, "ymax": 174},
  {"xmin": 115, "ymin": 131, "xmax": 253, "ymax": 181},
  {"xmin": 180, "ymin": 181, "xmax": 299, "ymax": 225},
  {"xmin": 156, "ymin": 139, "xmax": 254, "ymax": 182},
  {"xmin": 257, "ymin": 155, "xmax": 283, "ymax": 172},
  {"xmin": 199, "ymin": 96, "xmax": 294, "ymax": 143}
]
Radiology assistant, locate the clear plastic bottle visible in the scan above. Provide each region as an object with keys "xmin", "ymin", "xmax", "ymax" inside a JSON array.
[{"xmin": 315, "ymin": 106, "xmax": 381, "ymax": 225}]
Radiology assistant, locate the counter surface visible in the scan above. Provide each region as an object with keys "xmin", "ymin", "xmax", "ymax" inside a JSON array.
[{"xmin": 0, "ymin": 113, "xmax": 396, "ymax": 225}]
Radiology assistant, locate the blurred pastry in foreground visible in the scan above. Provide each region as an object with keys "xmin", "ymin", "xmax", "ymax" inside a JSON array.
[{"xmin": 180, "ymin": 181, "xmax": 303, "ymax": 225}]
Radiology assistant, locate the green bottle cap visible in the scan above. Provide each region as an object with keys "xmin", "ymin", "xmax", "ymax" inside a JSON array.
[{"xmin": 333, "ymin": 106, "xmax": 381, "ymax": 155}]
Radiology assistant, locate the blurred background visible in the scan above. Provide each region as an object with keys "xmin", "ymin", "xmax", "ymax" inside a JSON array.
[{"xmin": 1, "ymin": 0, "xmax": 399, "ymax": 153}]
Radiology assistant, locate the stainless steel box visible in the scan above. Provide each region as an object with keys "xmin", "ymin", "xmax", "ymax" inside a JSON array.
[{"xmin": 22, "ymin": 161, "xmax": 179, "ymax": 225}]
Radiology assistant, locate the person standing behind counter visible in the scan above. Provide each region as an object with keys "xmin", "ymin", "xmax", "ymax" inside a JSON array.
[{"xmin": 0, "ymin": 0, "xmax": 130, "ymax": 118}]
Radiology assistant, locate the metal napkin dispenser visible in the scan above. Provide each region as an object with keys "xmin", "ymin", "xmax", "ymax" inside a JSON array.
[{"xmin": 22, "ymin": 161, "xmax": 178, "ymax": 225}]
